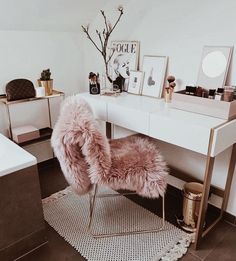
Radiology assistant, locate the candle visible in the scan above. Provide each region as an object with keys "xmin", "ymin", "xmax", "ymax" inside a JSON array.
[{"xmin": 35, "ymin": 87, "xmax": 45, "ymax": 97}]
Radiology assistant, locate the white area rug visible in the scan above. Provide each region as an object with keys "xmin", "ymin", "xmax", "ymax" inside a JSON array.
[{"xmin": 42, "ymin": 187, "xmax": 192, "ymax": 261}]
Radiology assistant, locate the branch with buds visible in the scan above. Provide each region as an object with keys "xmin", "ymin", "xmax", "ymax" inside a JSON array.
[{"xmin": 81, "ymin": 6, "xmax": 124, "ymax": 83}]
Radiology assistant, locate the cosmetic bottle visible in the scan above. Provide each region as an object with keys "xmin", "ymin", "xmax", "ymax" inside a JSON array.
[
  {"xmin": 223, "ymin": 87, "xmax": 234, "ymax": 102},
  {"xmin": 208, "ymin": 89, "xmax": 216, "ymax": 99},
  {"xmin": 185, "ymin": 86, "xmax": 196, "ymax": 95},
  {"xmin": 214, "ymin": 88, "xmax": 224, "ymax": 101},
  {"xmin": 185, "ymin": 86, "xmax": 191, "ymax": 95},
  {"xmin": 189, "ymin": 86, "xmax": 196, "ymax": 95},
  {"xmin": 195, "ymin": 86, "xmax": 203, "ymax": 97},
  {"xmin": 232, "ymin": 86, "xmax": 236, "ymax": 100},
  {"xmin": 201, "ymin": 89, "xmax": 208, "ymax": 98}
]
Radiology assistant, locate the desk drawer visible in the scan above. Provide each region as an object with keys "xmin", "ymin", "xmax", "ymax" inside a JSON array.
[
  {"xmin": 149, "ymin": 113, "xmax": 210, "ymax": 155},
  {"xmin": 107, "ymin": 103, "xmax": 149, "ymax": 135},
  {"xmin": 211, "ymin": 119, "xmax": 236, "ymax": 156}
]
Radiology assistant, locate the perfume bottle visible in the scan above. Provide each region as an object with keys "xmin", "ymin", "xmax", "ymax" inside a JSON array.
[
  {"xmin": 195, "ymin": 86, "xmax": 203, "ymax": 97},
  {"xmin": 185, "ymin": 85, "xmax": 196, "ymax": 95},
  {"xmin": 185, "ymin": 86, "xmax": 191, "ymax": 95},
  {"xmin": 232, "ymin": 86, "xmax": 236, "ymax": 100},
  {"xmin": 214, "ymin": 88, "xmax": 224, "ymax": 101},
  {"xmin": 223, "ymin": 87, "xmax": 234, "ymax": 102},
  {"xmin": 208, "ymin": 89, "xmax": 216, "ymax": 99}
]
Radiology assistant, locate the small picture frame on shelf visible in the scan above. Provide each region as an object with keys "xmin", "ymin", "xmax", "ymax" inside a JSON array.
[
  {"xmin": 141, "ymin": 55, "xmax": 168, "ymax": 98},
  {"xmin": 127, "ymin": 71, "xmax": 144, "ymax": 95}
]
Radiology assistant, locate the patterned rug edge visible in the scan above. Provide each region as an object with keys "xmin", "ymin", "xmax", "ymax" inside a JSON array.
[{"xmin": 42, "ymin": 187, "xmax": 194, "ymax": 261}]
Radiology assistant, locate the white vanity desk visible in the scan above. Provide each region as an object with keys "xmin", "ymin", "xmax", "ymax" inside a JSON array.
[{"xmin": 79, "ymin": 92, "xmax": 236, "ymax": 249}]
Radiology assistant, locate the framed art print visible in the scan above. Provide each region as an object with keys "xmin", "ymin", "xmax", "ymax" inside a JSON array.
[
  {"xmin": 109, "ymin": 41, "xmax": 140, "ymax": 92},
  {"xmin": 127, "ymin": 71, "xmax": 144, "ymax": 95},
  {"xmin": 141, "ymin": 55, "xmax": 168, "ymax": 98},
  {"xmin": 196, "ymin": 45, "xmax": 233, "ymax": 89}
]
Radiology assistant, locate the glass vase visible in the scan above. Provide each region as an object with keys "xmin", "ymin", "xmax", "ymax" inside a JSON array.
[{"xmin": 101, "ymin": 72, "xmax": 113, "ymax": 91}]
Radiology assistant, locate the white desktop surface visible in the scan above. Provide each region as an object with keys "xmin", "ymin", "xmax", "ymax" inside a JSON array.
[
  {"xmin": 0, "ymin": 133, "xmax": 37, "ymax": 177},
  {"xmin": 79, "ymin": 92, "xmax": 224, "ymax": 121},
  {"xmin": 79, "ymin": 92, "xmax": 235, "ymax": 156}
]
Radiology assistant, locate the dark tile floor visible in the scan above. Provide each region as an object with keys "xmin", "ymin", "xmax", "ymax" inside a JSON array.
[{"xmin": 19, "ymin": 160, "xmax": 236, "ymax": 261}]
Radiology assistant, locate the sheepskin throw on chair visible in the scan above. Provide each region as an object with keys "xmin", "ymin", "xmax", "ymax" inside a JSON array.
[{"xmin": 51, "ymin": 95, "xmax": 168, "ymax": 198}]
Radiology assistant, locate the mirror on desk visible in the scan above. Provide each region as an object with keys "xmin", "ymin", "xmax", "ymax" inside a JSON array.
[{"xmin": 197, "ymin": 46, "xmax": 233, "ymax": 89}]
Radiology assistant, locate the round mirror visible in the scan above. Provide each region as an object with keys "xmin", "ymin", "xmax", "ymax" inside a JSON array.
[{"xmin": 202, "ymin": 51, "xmax": 227, "ymax": 78}]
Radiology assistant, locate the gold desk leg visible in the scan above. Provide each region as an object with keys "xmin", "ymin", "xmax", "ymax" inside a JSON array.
[
  {"xmin": 194, "ymin": 156, "xmax": 215, "ymax": 249},
  {"xmin": 194, "ymin": 129, "xmax": 215, "ymax": 250},
  {"xmin": 221, "ymin": 143, "xmax": 236, "ymax": 217},
  {"xmin": 5, "ymin": 104, "xmax": 12, "ymax": 139},
  {"xmin": 201, "ymin": 143, "xmax": 236, "ymax": 238}
]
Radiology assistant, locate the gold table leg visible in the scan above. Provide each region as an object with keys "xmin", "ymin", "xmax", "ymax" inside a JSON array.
[
  {"xmin": 194, "ymin": 156, "xmax": 215, "ymax": 249},
  {"xmin": 221, "ymin": 143, "xmax": 236, "ymax": 217},
  {"xmin": 194, "ymin": 129, "xmax": 215, "ymax": 249},
  {"xmin": 195, "ymin": 136, "xmax": 236, "ymax": 249}
]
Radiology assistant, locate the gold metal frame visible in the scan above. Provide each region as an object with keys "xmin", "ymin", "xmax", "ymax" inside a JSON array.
[
  {"xmin": 0, "ymin": 90, "xmax": 64, "ymax": 139},
  {"xmin": 194, "ymin": 121, "xmax": 236, "ymax": 249},
  {"xmin": 87, "ymin": 184, "xmax": 166, "ymax": 238},
  {"xmin": 105, "ymin": 121, "xmax": 236, "ymax": 249}
]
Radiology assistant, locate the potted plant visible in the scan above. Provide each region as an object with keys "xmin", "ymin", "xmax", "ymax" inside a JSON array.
[{"xmin": 39, "ymin": 69, "xmax": 53, "ymax": 96}]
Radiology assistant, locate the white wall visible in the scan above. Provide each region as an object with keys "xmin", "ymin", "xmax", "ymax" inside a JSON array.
[
  {"xmin": 0, "ymin": 30, "xmax": 83, "ymax": 95},
  {"xmin": 81, "ymin": 0, "xmax": 236, "ymax": 89},
  {"xmin": 0, "ymin": 30, "xmax": 84, "ymax": 133},
  {"xmin": 81, "ymin": 0, "xmax": 236, "ymax": 215},
  {"xmin": 0, "ymin": 0, "xmax": 109, "ymax": 32}
]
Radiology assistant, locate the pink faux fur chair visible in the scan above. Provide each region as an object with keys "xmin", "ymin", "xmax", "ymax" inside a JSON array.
[{"xmin": 51, "ymin": 95, "xmax": 169, "ymax": 237}]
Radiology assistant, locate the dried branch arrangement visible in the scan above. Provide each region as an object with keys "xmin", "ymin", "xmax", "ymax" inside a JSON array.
[{"xmin": 81, "ymin": 6, "xmax": 124, "ymax": 83}]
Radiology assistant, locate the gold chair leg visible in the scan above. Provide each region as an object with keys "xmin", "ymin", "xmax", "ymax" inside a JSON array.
[
  {"xmin": 89, "ymin": 192, "xmax": 93, "ymax": 217},
  {"xmin": 162, "ymin": 193, "xmax": 165, "ymax": 228},
  {"xmin": 88, "ymin": 188, "xmax": 166, "ymax": 238},
  {"xmin": 88, "ymin": 184, "xmax": 98, "ymax": 231}
]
